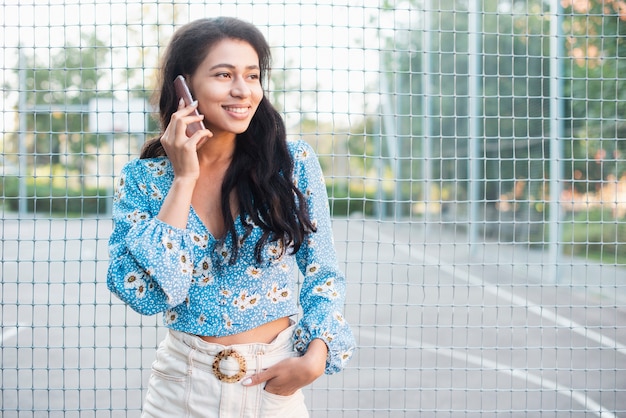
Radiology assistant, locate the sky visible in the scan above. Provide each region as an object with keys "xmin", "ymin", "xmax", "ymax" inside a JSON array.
[{"xmin": 1, "ymin": 0, "xmax": 415, "ymax": 135}]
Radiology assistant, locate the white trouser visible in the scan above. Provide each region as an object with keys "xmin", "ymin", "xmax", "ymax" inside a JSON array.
[{"xmin": 141, "ymin": 323, "xmax": 309, "ymax": 418}]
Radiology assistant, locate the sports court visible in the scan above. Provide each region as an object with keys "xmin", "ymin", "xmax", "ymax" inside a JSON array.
[
  {"xmin": 1, "ymin": 216, "xmax": 624, "ymax": 416},
  {"xmin": 2, "ymin": 1, "xmax": 626, "ymax": 416}
]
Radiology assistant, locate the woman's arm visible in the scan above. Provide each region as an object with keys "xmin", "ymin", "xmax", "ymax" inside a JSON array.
[
  {"xmin": 108, "ymin": 101, "xmax": 213, "ymax": 313},
  {"xmin": 241, "ymin": 141, "xmax": 355, "ymax": 395},
  {"xmin": 156, "ymin": 99, "xmax": 210, "ymax": 229},
  {"xmin": 241, "ymin": 337, "xmax": 327, "ymax": 395},
  {"xmin": 107, "ymin": 160, "xmax": 195, "ymax": 314},
  {"xmin": 290, "ymin": 141, "xmax": 356, "ymax": 374}
]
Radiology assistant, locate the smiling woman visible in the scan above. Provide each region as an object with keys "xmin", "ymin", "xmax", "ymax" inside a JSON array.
[
  {"xmin": 186, "ymin": 39, "xmax": 263, "ymax": 140},
  {"xmin": 105, "ymin": 16, "xmax": 355, "ymax": 418}
]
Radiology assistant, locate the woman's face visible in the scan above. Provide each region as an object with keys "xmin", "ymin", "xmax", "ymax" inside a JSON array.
[{"xmin": 189, "ymin": 38, "xmax": 264, "ymax": 138}]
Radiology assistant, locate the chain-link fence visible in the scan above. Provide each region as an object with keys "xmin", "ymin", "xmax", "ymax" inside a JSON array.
[{"xmin": 2, "ymin": 1, "xmax": 625, "ymax": 417}]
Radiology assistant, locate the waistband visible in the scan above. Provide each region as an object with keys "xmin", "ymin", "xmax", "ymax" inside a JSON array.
[
  {"xmin": 164, "ymin": 322, "xmax": 298, "ymax": 382},
  {"xmin": 170, "ymin": 321, "xmax": 296, "ymax": 356}
]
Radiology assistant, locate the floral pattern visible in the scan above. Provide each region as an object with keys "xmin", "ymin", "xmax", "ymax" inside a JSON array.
[{"xmin": 107, "ymin": 140, "xmax": 355, "ymax": 374}]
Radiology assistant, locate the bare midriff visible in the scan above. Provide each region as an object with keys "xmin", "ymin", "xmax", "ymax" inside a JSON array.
[{"xmin": 197, "ymin": 316, "xmax": 291, "ymax": 345}]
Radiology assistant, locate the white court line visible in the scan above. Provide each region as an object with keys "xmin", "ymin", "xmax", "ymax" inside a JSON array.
[
  {"xmin": 359, "ymin": 328, "xmax": 617, "ymax": 418},
  {"xmin": 358, "ymin": 224, "xmax": 620, "ymax": 418},
  {"xmin": 361, "ymin": 225, "xmax": 626, "ymax": 356}
]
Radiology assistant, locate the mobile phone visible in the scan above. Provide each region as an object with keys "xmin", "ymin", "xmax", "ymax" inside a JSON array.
[{"xmin": 174, "ymin": 75, "xmax": 206, "ymax": 137}]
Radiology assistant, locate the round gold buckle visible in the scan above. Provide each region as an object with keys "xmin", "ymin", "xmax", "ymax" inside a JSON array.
[{"xmin": 212, "ymin": 348, "xmax": 247, "ymax": 383}]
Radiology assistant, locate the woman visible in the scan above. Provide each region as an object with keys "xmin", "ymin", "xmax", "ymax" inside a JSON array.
[{"xmin": 107, "ymin": 17, "xmax": 355, "ymax": 417}]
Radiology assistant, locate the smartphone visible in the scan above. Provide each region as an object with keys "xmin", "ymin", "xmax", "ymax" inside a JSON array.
[{"xmin": 174, "ymin": 75, "xmax": 206, "ymax": 137}]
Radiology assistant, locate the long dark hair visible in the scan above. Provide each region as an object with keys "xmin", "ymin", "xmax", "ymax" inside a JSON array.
[{"xmin": 141, "ymin": 17, "xmax": 315, "ymax": 262}]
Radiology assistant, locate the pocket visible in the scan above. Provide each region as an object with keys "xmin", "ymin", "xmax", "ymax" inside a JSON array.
[
  {"xmin": 142, "ymin": 373, "xmax": 188, "ymax": 417},
  {"xmin": 150, "ymin": 344, "xmax": 188, "ymax": 382},
  {"xmin": 142, "ymin": 345, "xmax": 190, "ymax": 417},
  {"xmin": 260, "ymin": 388, "xmax": 309, "ymax": 417}
]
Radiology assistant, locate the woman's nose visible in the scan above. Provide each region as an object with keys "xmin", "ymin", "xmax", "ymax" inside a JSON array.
[{"xmin": 231, "ymin": 76, "xmax": 251, "ymax": 98}]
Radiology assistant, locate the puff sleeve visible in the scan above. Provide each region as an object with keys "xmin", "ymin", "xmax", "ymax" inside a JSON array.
[
  {"xmin": 107, "ymin": 159, "xmax": 195, "ymax": 315},
  {"xmin": 290, "ymin": 141, "xmax": 356, "ymax": 374}
]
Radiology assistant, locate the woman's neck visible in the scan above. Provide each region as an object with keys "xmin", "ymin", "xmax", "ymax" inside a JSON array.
[{"xmin": 197, "ymin": 133, "xmax": 236, "ymax": 168}]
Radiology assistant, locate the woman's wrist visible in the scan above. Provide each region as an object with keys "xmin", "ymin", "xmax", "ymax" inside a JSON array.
[
  {"xmin": 172, "ymin": 175, "xmax": 198, "ymax": 187},
  {"xmin": 303, "ymin": 339, "xmax": 328, "ymax": 378},
  {"xmin": 156, "ymin": 176, "xmax": 196, "ymax": 228}
]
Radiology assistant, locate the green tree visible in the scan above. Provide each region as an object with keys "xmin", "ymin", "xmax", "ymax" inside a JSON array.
[
  {"xmin": 561, "ymin": 0, "xmax": 626, "ymax": 190},
  {"xmin": 21, "ymin": 33, "xmax": 110, "ymax": 176},
  {"xmin": 481, "ymin": 1, "xmax": 551, "ymax": 202},
  {"xmin": 392, "ymin": 0, "xmax": 550, "ymax": 203}
]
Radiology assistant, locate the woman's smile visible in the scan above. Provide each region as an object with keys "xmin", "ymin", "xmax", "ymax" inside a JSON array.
[
  {"xmin": 223, "ymin": 105, "xmax": 252, "ymax": 116},
  {"xmin": 189, "ymin": 38, "xmax": 263, "ymax": 138}
]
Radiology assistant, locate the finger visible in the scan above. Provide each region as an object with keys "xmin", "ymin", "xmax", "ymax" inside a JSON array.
[
  {"xmin": 192, "ymin": 128, "xmax": 213, "ymax": 139},
  {"xmin": 183, "ymin": 100, "xmax": 200, "ymax": 113},
  {"xmin": 174, "ymin": 100, "xmax": 200, "ymax": 119},
  {"xmin": 241, "ymin": 369, "xmax": 273, "ymax": 387},
  {"xmin": 194, "ymin": 130, "xmax": 213, "ymax": 150},
  {"xmin": 185, "ymin": 113, "xmax": 205, "ymax": 127},
  {"xmin": 168, "ymin": 107, "xmax": 193, "ymax": 137}
]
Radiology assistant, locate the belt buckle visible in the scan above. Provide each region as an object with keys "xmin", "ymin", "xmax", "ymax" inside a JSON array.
[{"xmin": 212, "ymin": 348, "xmax": 247, "ymax": 383}]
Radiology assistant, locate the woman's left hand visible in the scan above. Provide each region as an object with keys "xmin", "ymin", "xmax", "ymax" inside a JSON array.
[{"xmin": 241, "ymin": 339, "xmax": 328, "ymax": 396}]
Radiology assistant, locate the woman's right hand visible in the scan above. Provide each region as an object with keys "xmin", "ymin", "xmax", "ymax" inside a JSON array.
[{"xmin": 160, "ymin": 99, "xmax": 213, "ymax": 181}]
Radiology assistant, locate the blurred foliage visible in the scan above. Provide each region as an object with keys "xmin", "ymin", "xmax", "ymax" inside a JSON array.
[
  {"xmin": 373, "ymin": 0, "xmax": 626, "ymax": 203},
  {"xmin": 3, "ymin": 0, "xmax": 625, "ymax": 264},
  {"xmin": 1, "ymin": 173, "xmax": 108, "ymax": 216},
  {"xmin": 562, "ymin": 209, "xmax": 626, "ymax": 265}
]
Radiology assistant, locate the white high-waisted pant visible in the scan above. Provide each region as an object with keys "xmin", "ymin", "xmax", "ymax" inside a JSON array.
[{"xmin": 141, "ymin": 323, "xmax": 309, "ymax": 418}]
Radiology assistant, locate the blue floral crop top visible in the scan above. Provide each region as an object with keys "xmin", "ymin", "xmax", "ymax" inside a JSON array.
[{"xmin": 107, "ymin": 140, "xmax": 355, "ymax": 374}]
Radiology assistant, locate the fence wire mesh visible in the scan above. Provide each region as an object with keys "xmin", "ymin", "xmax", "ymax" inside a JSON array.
[{"xmin": 1, "ymin": 1, "xmax": 625, "ymax": 417}]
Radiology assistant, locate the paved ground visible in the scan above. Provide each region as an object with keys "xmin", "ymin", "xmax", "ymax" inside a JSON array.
[{"xmin": 1, "ymin": 215, "xmax": 625, "ymax": 417}]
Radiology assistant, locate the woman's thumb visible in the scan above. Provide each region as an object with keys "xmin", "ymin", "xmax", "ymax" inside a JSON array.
[{"xmin": 241, "ymin": 370, "xmax": 271, "ymax": 387}]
